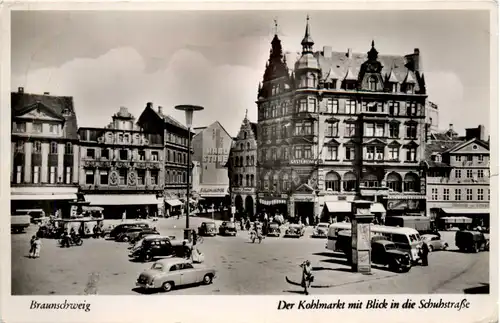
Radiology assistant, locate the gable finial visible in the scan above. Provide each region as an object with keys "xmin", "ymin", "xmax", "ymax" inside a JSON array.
[
  {"xmin": 274, "ymin": 18, "xmax": 278, "ymax": 35},
  {"xmin": 245, "ymin": 109, "xmax": 248, "ymax": 120}
]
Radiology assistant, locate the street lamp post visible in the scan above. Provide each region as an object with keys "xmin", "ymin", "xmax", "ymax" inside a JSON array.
[{"xmin": 175, "ymin": 105, "xmax": 204, "ymax": 241}]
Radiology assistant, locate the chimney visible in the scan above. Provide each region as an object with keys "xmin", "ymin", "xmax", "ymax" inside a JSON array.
[
  {"xmin": 413, "ymin": 48, "xmax": 421, "ymax": 72},
  {"xmin": 146, "ymin": 102, "xmax": 153, "ymax": 109},
  {"xmin": 323, "ymin": 46, "xmax": 332, "ymax": 58},
  {"xmin": 478, "ymin": 124, "xmax": 486, "ymax": 141},
  {"xmin": 18, "ymin": 87, "xmax": 24, "ymax": 93},
  {"xmin": 44, "ymin": 92, "xmax": 50, "ymax": 95},
  {"xmin": 347, "ymin": 48, "xmax": 352, "ymax": 59},
  {"xmin": 158, "ymin": 106, "xmax": 163, "ymax": 115}
]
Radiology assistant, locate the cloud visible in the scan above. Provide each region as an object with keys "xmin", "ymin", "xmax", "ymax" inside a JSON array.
[{"xmin": 12, "ymin": 46, "xmax": 261, "ymax": 136}]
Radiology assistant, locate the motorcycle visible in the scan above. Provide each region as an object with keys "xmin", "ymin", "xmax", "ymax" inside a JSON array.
[
  {"xmin": 59, "ymin": 234, "xmax": 83, "ymax": 247},
  {"xmin": 250, "ymin": 230, "xmax": 263, "ymax": 244}
]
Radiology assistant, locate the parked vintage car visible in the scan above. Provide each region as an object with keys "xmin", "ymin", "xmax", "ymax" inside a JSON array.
[
  {"xmin": 267, "ymin": 223, "xmax": 281, "ymax": 237},
  {"xmin": 455, "ymin": 230, "xmax": 489, "ymax": 253},
  {"xmin": 117, "ymin": 227, "xmax": 159, "ymax": 242},
  {"xmin": 108, "ymin": 222, "xmax": 150, "ymax": 239},
  {"xmin": 284, "ymin": 224, "xmax": 305, "ymax": 238},
  {"xmin": 198, "ymin": 222, "xmax": 217, "ymax": 236},
  {"xmin": 370, "ymin": 240, "xmax": 412, "ymax": 273},
  {"xmin": 129, "ymin": 230, "xmax": 162, "ymax": 245},
  {"xmin": 136, "ymin": 258, "xmax": 216, "ymax": 292},
  {"xmin": 421, "ymin": 234, "xmax": 448, "ymax": 252},
  {"xmin": 129, "ymin": 235, "xmax": 190, "ymax": 262},
  {"xmin": 312, "ymin": 223, "xmax": 330, "ymax": 238},
  {"xmin": 218, "ymin": 221, "xmax": 237, "ymax": 236}
]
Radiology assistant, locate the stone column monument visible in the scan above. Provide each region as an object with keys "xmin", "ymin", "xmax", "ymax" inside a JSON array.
[{"xmin": 351, "ymin": 199, "xmax": 374, "ymax": 274}]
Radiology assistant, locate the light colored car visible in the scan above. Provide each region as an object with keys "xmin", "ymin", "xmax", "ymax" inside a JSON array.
[
  {"xmin": 421, "ymin": 234, "xmax": 448, "ymax": 252},
  {"xmin": 312, "ymin": 223, "xmax": 330, "ymax": 238},
  {"xmin": 136, "ymin": 258, "xmax": 216, "ymax": 292}
]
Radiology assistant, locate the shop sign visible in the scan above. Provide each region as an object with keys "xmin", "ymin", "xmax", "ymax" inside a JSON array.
[
  {"xmin": 293, "ymin": 195, "xmax": 315, "ymax": 202},
  {"xmin": 449, "ymin": 202, "xmax": 489, "ymax": 208},
  {"xmin": 360, "ymin": 189, "xmax": 389, "ymax": 196},
  {"xmin": 387, "ymin": 199, "xmax": 421, "ymax": 210},
  {"xmin": 199, "ymin": 187, "xmax": 228, "ymax": 196},
  {"xmin": 290, "ymin": 159, "xmax": 316, "ymax": 165},
  {"xmin": 233, "ymin": 187, "xmax": 254, "ymax": 193}
]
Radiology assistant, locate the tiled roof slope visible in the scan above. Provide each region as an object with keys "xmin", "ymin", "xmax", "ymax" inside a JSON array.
[
  {"xmin": 11, "ymin": 91, "xmax": 79, "ymax": 140},
  {"xmin": 424, "ymin": 139, "xmax": 464, "ymax": 167}
]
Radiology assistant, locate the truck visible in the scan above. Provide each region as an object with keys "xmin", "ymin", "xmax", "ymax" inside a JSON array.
[
  {"xmin": 11, "ymin": 211, "xmax": 31, "ymax": 233},
  {"xmin": 385, "ymin": 215, "xmax": 432, "ymax": 233}
]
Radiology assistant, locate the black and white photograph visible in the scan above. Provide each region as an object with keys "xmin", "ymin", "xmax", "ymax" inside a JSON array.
[{"xmin": 2, "ymin": 4, "xmax": 497, "ymax": 320}]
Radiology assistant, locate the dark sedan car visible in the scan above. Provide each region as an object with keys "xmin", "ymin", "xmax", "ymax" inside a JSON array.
[
  {"xmin": 198, "ymin": 222, "xmax": 217, "ymax": 236},
  {"xmin": 218, "ymin": 222, "xmax": 237, "ymax": 236}
]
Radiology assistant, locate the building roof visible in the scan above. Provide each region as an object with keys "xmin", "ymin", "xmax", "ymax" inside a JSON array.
[
  {"xmin": 250, "ymin": 122, "xmax": 258, "ymax": 139},
  {"xmin": 424, "ymin": 139, "xmax": 464, "ymax": 167},
  {"xmin": 315, "ymin": 50, "xmax": 418, "ymax": 87},
  {"xmin": 11, "ymin": 91, "xmax": 79, "ymax": 140}
]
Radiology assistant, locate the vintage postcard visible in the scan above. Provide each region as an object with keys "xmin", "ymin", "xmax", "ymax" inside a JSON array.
[{"xmin": 0, "ymin": 1, "xmax": 497, "ymax": 323}]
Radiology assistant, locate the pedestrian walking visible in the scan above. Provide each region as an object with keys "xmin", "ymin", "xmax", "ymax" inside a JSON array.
[
  {"xmin": 182, "ymin": 241, "xmax": 192, "ymax": 260},
  {"xmin": 29, "ymin": 235, "xmax": 36, "ymax": 258},
  {"xmin": 33, "ymin": 236, "xmax": 42, "ymax": 258},
  {"xmin": 192, "ymin": 229, "xmax": 198, "ymax": 246},
  {"xmin": 420, "ymin": 243, "xmax": 429, "ymax": 266},
  {"xmin": 300, "ymin": 260, "xmax": 313, "ymax": 295}
]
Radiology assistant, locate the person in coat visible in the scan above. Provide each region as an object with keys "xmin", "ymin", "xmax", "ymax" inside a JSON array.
[
  {"xmin": 33, "ymin": 236, "xmax": 42, "ymax": 258},
  {"xmin": 420, "ymin": 242, "xmax": 430, "ymax": 266},
  {"xmin": 29, "ymin": 235, "xmax": 36, "ymax": 258},
  {"xmin": 300, "ymin": 260, "xmax": 313, "ymax": 295}
]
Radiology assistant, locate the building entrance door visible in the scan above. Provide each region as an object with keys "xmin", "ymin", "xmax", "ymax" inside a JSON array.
[{"xmin": 295, "ymin": 202, "xmax": 314, "ymax": 225}]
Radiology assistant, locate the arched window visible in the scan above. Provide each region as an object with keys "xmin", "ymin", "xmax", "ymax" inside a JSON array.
[
  {"xmin": 362, "ymin": 173, "xmax": 379, "ymax": 188},
  {"xmin": 273, "ymin": 173, "xmax": 279, "ymax": 191},
  {"xmin": 250, "ymin": 156, "xmax": 255, "ymax": 166},
  {"xmin": 282, "ymin": 173, "xmax": 289, "ymax": 191},
  {"xmin": 369, "ymin": 76, "xmax": 377, "ymax": 91},
  {"xmin": 240, "ymin": 143, "xmax": 244, "ymax": 150},
  {"xmin": 239, "ymin": 156, "xmax": 244, "ymax": 166},
  {"xmin": 246, "ymin": 174, "xmax": 250, "ymax": 187},
  {"xmin": 244, "ymin": 132, "xmax": 247, "ymax": 139},
  {"xmin": 247, "ymin": 142, "xmax": 250, "ymax": 150},
  {"xmin": 325, "ymin": 171, "xmax": 341, "ymax": 191},
  {"xmin": 34, "ymin": 141, "xmax": 42, "ymax": 153},
  {"xmin": 250, "ymin": 174, "xmax": 254, "ymax": 187},
  {"xmin": 118, "ymin": 134, "xmax": 124, "ymax": 142},
  {"xmin": 264, "ymin": 173, "xmax": 270, "ymax": 190},
  {"xmin": 65, "ymin": 142, "xmax": 73, "ymax": 155},
  {"xmin": 387, "ymin": 172, "xmax": 402, "ymax": 192},
  {"xmin": 342, "ymin": 172, "xmax": 357, "ymax": 192},
  {"xmin": 239, "ymin": 174, "xmax": 243, "ymax": 186},
  {"xmin": 50, "ymin": 142, "xmax": 58, "ymax": 154},
  {"xmin": 403, "ymin": 172, "xmax": 420, "ymax": 192},
  {"xmin": 246, "ymin": 156, "xmax": 250, "ymax": 166}
]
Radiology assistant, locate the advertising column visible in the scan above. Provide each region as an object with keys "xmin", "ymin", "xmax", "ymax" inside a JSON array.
[{"xmin": 351, "ymin": 199, "xmax": 374, "ymax": 274}]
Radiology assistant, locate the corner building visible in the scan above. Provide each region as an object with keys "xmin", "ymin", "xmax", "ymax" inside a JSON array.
[
  {"xmin": 11, "ymin": 88, "xmax": 80, "ymax": 216},
  {"xmin": 256, "ymin": 19, "xmax": 427, "ymax": 223}
]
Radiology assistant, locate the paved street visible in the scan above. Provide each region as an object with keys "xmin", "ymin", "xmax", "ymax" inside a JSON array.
[{"xmin": 11, "ymin": 217, "xmax": 489, "ymax": 295}]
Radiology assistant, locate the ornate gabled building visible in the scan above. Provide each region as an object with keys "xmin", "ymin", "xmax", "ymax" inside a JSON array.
[
  {"xmin": 227, "ymin": 111, "xmax": 258, "ymax": 219},
  {"xmin": 78, "ymin": 106, "xmax": 164, "ymax": 219},
  {"xmin": 11, "ymin": 88, "xmax": 80, "ymax": 216},
  {"xmin": 256, "ymin": 18, "xmax": 428, "ymax": 224}
]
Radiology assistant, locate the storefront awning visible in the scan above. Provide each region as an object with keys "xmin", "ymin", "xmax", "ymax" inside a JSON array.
[
  {"xmin": 165, "ymin": 199, "xmax": 183, "ymax": 207},
  {"xmin": 325, "ymin": 201, "xmax": 351, "ymax": 213},
  {"xmin": 85, "ymin": 194, "xmax": 160, "ymax": 206},
  {"xmin": 442, "ymin": 208, "xmax": 489, "ymax": 215},
  {"xmin": 370, "ymin": 203, "xmax": 386, "ymax": 213},
  {"xmin": 11, "ymin": 194, "xmax": 77, "ymax": 201}
]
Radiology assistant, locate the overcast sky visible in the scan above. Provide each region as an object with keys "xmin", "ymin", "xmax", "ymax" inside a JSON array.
[{"xmin": 11, "ymin": 10, "xmax": 490, "ymax": 136}]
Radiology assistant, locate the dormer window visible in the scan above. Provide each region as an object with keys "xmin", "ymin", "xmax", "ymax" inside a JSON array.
[
  {"xmin": 368, "ymin": 76, "xmax": 377, "ymax": 91},
  {"xmin": 435, "ymin": 154, "xmax": 442, "ymax": 162},
  {"xmin": 344, "ymin": 81, "xmax": 356, "ymax": 90},
  {"xmin": 406, "ymin": 84, "xmax": 415, "ymax": 94},
  {"xmin": 391, "ymin": 83, "xmax": 398, "ymax": 92},
  {"xmin": 307, "ymin": 73, "xmax": 317, "ymax": 88}
]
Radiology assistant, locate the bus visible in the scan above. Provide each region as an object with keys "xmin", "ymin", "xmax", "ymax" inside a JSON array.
[{"xmin": 326, "ymin": 223, "xmax": 423, "ymax": 263}]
